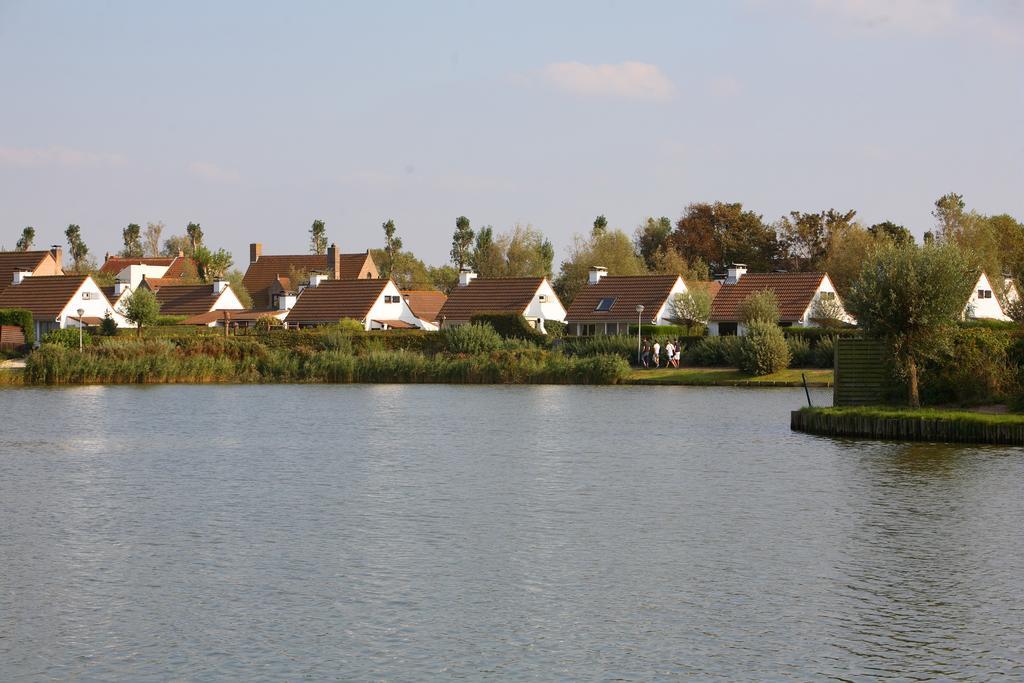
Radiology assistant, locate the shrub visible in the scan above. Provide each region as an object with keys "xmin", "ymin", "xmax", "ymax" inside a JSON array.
[
  {"xmin": 0, "ymin": 308, "xmax": 34, "ymax": 346},
  {"xmin": 469, "ymin": 312, "xmax": 543, "ymax": 341},
  {"xmin": 561, "ymin": 335, "xmax": 636, "ymax": 362},
  {"xmin": 99, "ymin": 312, "xmax": 119, "ymax": 336},
  {"xmin": 542, "ymin": 319, "xmax": 567, "ymax": 338},
  {"xmin": 787, "ymin": 335, "xmax": 813, "ymax": 368},
  {"xmin": 43, "ymin": 328, "xmax": 91, "ymax": 349},
  {"xmin": 813, "ymin": 336, "xmax": 836, "ymax": 369},
  {"xmin": 739, "ymin": 290, "xmax": 780, "ymax": 324},
  {"xmin": 737, "ymin": 321, "xmax": 790, "ymax": 375},
  {"xmin": 254, "ymin": 315, "xmax": 282, "ymax": 333},
  {"xmin": 919, "ymin": 327, "xmax": 1021, "ymax": 405},
  {"xmin": 441, "ymin": 323, "xmax": 503, "ymax": 355},
  {"xmin": 336, "ymin": 318, "xmax": 366, "ymax": 334},
  {"xmin": 683, "ymin": 335, "xmax": 743, "ymax": 367}
]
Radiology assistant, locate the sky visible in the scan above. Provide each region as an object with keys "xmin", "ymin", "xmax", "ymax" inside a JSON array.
[{"xmin": 1, "ymin": 0, "xmax": 1022, "ymax": 268}]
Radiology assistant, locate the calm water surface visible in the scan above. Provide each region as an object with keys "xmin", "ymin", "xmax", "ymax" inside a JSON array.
[{"xmin": 1, "ymin": 384, "xmax": 1022, "ymax": 680}]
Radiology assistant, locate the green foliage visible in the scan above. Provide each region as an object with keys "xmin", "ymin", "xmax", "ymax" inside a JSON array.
[
  {"xmin": 683, "ymin": 335, "xmax": 743, "ymax": 367},
  {"xmin": 542, "ymin": 319, "xmax": 566, "ymax": 338},
  {"xmin": 16, "ymin": 226, "xmax": 34, "ymax": 252},
  {"xmin": 737, "ymin": 321, "xmax": 791, "ymax": 375},
  {"xmin": 125, "ymin": 288, "xmax": 162, "ymax": 336},
  {"xmin": 336, "ymin": 318, "xmax": 366, "ymax": 333},
  {"xmin": 673, "ymin": 201, "xmax": 780, "ymax": 273},
  {"xmin": 64, "ymin": 223, "xmax": 89, "ymax": 271},
  {"xmin": 121, "ymin": 223, "xmax": 143, "ymax": 257},
  {"xmin": 669, "ymin": 289, "xmax": 711, "ymax": 327},
  {"xmin": 193, "ymin": 246, "xmax": 232, "ymax": 281},
  {"xmin": 469, "ymin": 312, "xmax": 543, "ymax": 341},
  {"xmin": 919, "ymin": 327, "xmax": 1022, "ymax": 405},
  {"xmin": 186, "ymin": 222, "xmax": 204, "ymax": 253},
  {"xmin": 468, "ymin": 224, "xmax": 554, "ymax": 278},
  {"xmin": 451, "ymin": 215, "xmax": 474, "ymax": 268},
  {"xmin": 154, "ymin": 315, "xmax": 187, "ymax": 326},
  {"xmin": 627, "ymin": 323, "xmax": 699, "ymax": 338},
  {"xmin": 555, "ymin": 227, "xmax": 646, "ymax": 305},
  {"xmin": 561, "ymin": 335, "xmax": 636, "ymax": 362},
  {"xmin": 309, "ymin": 219, "xmax": 328, "ymax": 255},
  {"xmin": 739, "ymin": 289, "xmax": 780, "ymax": 324},
  {"xmin": 0, "ymin": 308, "xmax": 34, "ymax": 345},
  {"xmin": 814, "ymin": 336, "xmax": 836, "ymax": 369},
  {"xmin": 786, "ymin": 335, "xmax": 812, "ymax": 367},
  {"xmin": 99, "ymin": 312, "xmax": 119, "ymax": 336},
  {"xmin": 441, "ymin": 322, "xmax": 504, "ymax": 355},
  {"xmin": 224, "ymin": 269, "xmax": 253, "ymax": 308},
  {"xmin": 43, "ymin": 328, "xmax": 91, "ymax": 349},
  {"xmin": 253, "ymin": 315, "xmax": 283, "ymax": 333}
]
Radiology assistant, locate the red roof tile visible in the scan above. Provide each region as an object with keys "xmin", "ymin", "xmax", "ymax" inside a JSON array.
[
  {"xmin": 437, "ymin": 277, "xmax": 547, "ymax": 322},
  {"xmin": 709, "ymin": 272, "xmax": 827, "ymax": 322},
  {"xmin": 242, "ymin": 251, "xmax": 378, "ymax": 309},
  {"xmin": 285, "ymin": 279, "xmax": 390, "ymax": 324},
  {"xmin": 402, "ymin": 290, "xmax": 447, "ymax": 323},
  {"xmin": 0, "ymin": 275, "xmax": 92, "ymax": 319},
  {"xmin": 565, "ymin": 275, "xmax": 682, "ymax": 323},
  {"xmin": 0, "ymin": 250, "xmax": 62, "ymax": 282},
  {"xmin": 150, "ymin": 283, "xmax": 229, "ymax": 316}
]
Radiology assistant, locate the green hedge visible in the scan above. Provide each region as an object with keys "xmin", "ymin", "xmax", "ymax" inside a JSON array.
[
  {"xmin": 470, "ymin": 312, "xmax": 544, "ymax": 341},
  {"xmin": 628, "ymin": 323, "xmax": 703, "ymax": 337},
  {"xmin": 0, "ymin": 308, "xmax": 34, "ymax": 346}
]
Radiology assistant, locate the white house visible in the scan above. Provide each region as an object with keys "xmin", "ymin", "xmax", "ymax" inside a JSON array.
[
  {"xmin": 436, "ymin": 269, "xmax": 566, "ymax": 331},
  {"xmin": 0, "ymin": 273, "xmax": 127, "ymax": 341},
  {"xmin": 708, "ymin": 265, "xmax": 853, "ymax": 336},
  {"xmin": 284, "ymin": 277, "xmax": 435, "ymax": 330},
  {"xmin": 141, "ymin": 279, "xmax": 246, "ymax": 317},
  {"xmin": 964, "ymin": 272, "xmax": 1011, "ymax": 321}
]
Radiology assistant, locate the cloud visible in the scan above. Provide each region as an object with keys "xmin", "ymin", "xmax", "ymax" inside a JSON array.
[
  {"xmin": 709, "ymin": 75, "xmax": 743, "ymax": 98},
  {"xmin": 188, "ymin": 161, "xmax": 240, "ymax": 183},
  {"xmin": 539, "ymin": 61, "xmax": 676, "ymax": 101},
  {"xmin": 0, "ymin": 145, "xmax": 127, "ymax": 168},
  {"xmin": 804, "ymin": 0, "xmax": 1021, "ymax": 43}
]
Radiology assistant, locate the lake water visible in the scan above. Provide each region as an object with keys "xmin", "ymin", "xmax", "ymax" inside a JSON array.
[{"xmin": 1, "ymin": 384, "xmax": 1022, "ymax": 680}]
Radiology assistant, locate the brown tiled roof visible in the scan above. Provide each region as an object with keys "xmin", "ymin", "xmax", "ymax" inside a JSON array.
[
  {"xmin": 437, "ymin": 277, "xmax": 546, "ymax": 322},
  {"xmin": 152, "ymin": 284, "xmax": 226, "ymax": 316},
  {"xmin": 99, "ymin": 256, "xmax": 175, "ymax": 274},
  {"xmin": 285, "ymin": 279, "xmax": 389, "ymax": 324},
  {"xmin": 565, "ymin": 275, "xmax": 682, "ymax": 323},
  {"xmin": 402, "ymin": 290, "xmax": 447, "ymax": 323},
  {"xmin": 373, "ymin": 319, "xmax": 416, "ymax": 329},
  {"xmin": 709, "ymin": 272, "xmax": 826, "ymax": 322},
  {"xmin": 0, "ymin": 275, "xmax": 92, "ymax": 319},
  {"xmin": 242, "ymin": 252, "xmax": 378, "ymax": 309},
  {"xmin": 689, "ymin": 280, "xmax": 722, "ymax": 301},
  {"xmin": 0, "ymin": 250, "xmax": 60, "ymax": 281},
  {"xmin": 99, "ymin": 286, "xmax": 130, "ymax": 304},
  {"xmin": 180, "ymin": 309, "xmax": 286, "ymax": 325}
]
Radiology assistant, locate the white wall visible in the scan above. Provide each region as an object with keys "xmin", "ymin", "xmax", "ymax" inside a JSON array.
[
  {"xmin": 211, "ymin": 287, "xmax": 246, "ymax": 312},
  {"xmin": 119, "ymin": 264, "xmax": 170, "ymax": 290},
  {"xmin": 365, "ymin": 280, "xmax": 429, "ymax": 330},
  {"xmin": 797, "ymin": 275, "xmax": 855, "ymax": 327},
  {"xmin": 60, "ymin": 277, "xmax": 128, "ymax": 328},
  {"xmin": 522, "ymin": 279, "xmax": 567, "ymax": 326},
  {"xmin": 652, "ymin": 276, "xmax": 687, "ymax": 325},
  {"xmin": 964, "ymin": 273, "xmax": 1010, "ymax": 321}
]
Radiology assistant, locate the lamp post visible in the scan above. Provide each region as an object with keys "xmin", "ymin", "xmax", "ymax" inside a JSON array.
[
  {"xmin": 635, "ymin": 304, "xmax": 645, "ymax": 366},
  {"xmin": 76, "ymin": 308, "xmax": 85, "ymax": 351}
]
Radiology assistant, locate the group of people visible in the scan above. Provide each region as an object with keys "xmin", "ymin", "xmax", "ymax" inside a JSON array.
[{"xmin": 640, "ymin": 338, "xmax": 682, "ymax": 369}]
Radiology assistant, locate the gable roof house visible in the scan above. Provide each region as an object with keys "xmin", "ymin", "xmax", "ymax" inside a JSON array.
[
  {"xmin": 0, "ymin": 273, "xmax": 125, "ymax": 341},
  {"xmin": 564, "ymin": 268, "xmax": 698, "ymax": 336},
  {"xmin": 140, "ymin": 279, "xmax": 245, "ymax": 317},
  {"xmin": 708, "ymin": 264, "xmax": 852, "ymax": 336},
  {"xmin": 99, "ymin": 280, "xmax": 134, "ymax": 316},
  {"xmin": 401, "ymin": 290, "xmax": 448, "ymax": 331},
  {"xmin": 435, "ymin": 269, "xmax": 566, "ymax": 331},
  {"xmin": 0, "ymin": 246, "xmax": 64, "ymax": 283},
  {"xmin": 242, "ymin": 242, "xmax": 379, "ymax": 310},
  {"xmin": 964, "ymin": 272, "xmax": 1011, "ymax": 322},
  {"xmin": 284, "ymin": 277, "xmax": 431, "ymax": 330},
  {"xmin": 99, "ymin": 253, "xmax": 197, "ymax": 290}
]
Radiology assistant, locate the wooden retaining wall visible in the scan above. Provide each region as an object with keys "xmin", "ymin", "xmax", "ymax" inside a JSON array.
[
  {"xmin": 791, "ymin": 410, "xmax": 1024, "ymax": 446},
  {"xmin": 834, "ymin": 338, "xmax": 886, "ymax": 406}
]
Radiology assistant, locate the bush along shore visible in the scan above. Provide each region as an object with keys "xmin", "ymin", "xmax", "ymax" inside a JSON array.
[{"xmin": 791, "ymin": 407, "xmax": 1024, "ymax": 446}]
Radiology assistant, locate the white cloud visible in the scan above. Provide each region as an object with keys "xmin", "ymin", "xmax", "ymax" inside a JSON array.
[
  {"xmin": 539, "ymin": 61, "xmax": 676, "ymax": 101},
  {"xmin": 805, "ymin": 0, "xmax": 1021, "ymax": 43},
  {"xmin": 0, "ymin": 145, "xmax": 127, "ymax": 168},
  {"xmin": 188, "ymin": 161, "xmax": 240, "ymax": 183}
]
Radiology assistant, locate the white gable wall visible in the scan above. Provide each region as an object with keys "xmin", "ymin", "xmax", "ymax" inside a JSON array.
[
  {"xmin": 59, "ymin": 277, "xmax": 127, "ymax": 329},
  {"xmin": 798, "ymin": 274, "xmax": 855, "ymax": 327},
  {"xmin": 522, "ymin": 279, "xmax": 567, "ymax": 328},
  {"xmin": 366, "ymin": 280, "xmax": 427, "ymax": 330},
  {"xmin": 211, "ymin": 287, "xmax": 246, "ymax": 312},
  {"xmin": 119, "ymin": 264, "xmax": 170, "ymax": 290},
  {"xmin": 965, "ymin": 273, "xmax": 1009, "ymax": 321},
  {"xmin": 652, "ymin": 276, "xmax": 688, "ymax": 324}
]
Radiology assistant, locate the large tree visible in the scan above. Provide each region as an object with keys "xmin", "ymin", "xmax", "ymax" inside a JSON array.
[
  {"xmin": 845, "ymin": 242, "xmax": 975, "ymax": 407},
  {"xmin": 868, "ymin": 221, "xmax": 914, "ymax": 246},
  {"xmin": 381, "ymin": 219, "xmax": 402, "ymax": 276},
  {"xmin": 369, "ymin": 247, "xmax": 431, "ymax": 290},
  {"xmin": 309, "ymin": 219, "xmax": 328, "ymax": 255},
  {"xmin": 554, "ymin": 227, "xmax": 646, "ymax": 304},
  {"xmin": 471, "ymin": 226, "xmax": 504, "ymax": 277},
  {"xmin": 143, "ymin": 221, "xmax": 164, "ymax": 257},
  {"xmin": 932, "ymin": 192, "xmax": 966, "ymax": 242},
  {"xmin": 777, "ymin": 209, "xmax": 858, "ymax": 272},
  {"xmin": 450, "ymin": 216, "xmax": 474, "ymax": 269},
  {"xmin": 161, "ymin": 235, "xmax": 191, "ymax": 257},
  {"xmin": 64, "ymin": 224, "xmax": 89, "ymax": 272},
  {"xmin": 185, "ymin": 222, "xmax": 204, "ymax": 255},
  {"xmin": 592, "ymin": 215, "xmax": 608, "ymax": 236},
  {"xmin": 672, "ymin": 202, "xmax": 779, "ymax": 274},
  {"xmin": 120, "ymin": 223, "xmax": 143, "ymax": 258},
  {"xmin": 633, "ymin": 216, "xmax": 673, "ymax": 269},
  {"xmin": 15, "ymin": 226, "xmax": 34, "ymax": 252},
  {"xmin": 193, "ymin": 246, "xmax": 233, "ymax": 281},
  {"xmin": 124, "ymin": 287, "xmax": 161, "ymax": 338}
]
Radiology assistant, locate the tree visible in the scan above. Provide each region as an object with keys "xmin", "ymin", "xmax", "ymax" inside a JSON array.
[
  {"xmin": 15, "ymin": 226, "xmax": 34, "ymax": 252},
  {"xmin": 669, "ymin": 288, "xmax": 712, "ymax": 328},
  {"xmin": 450, "ymin": 216, "xmax": 474, "ymax": 269},
  {"xmin": 161, "ymin": 235, "xmax": 191, "ymax": 257},
  {"xmin": 64, "ymin": 224, "xmax": 89, "ymax": 272},
  {"xmin": 845, "ymin": 242, "xmax": 976, "ymax": 407},
  {"xmin": 143, "ymin": 221, "xmax": 164, "ymax": 257},
  {"xmin": 592, "ymin": 215, "xmax": 608, "ymax": 236},
  {"xmin": 370, "ymin": 247, "xmax": 431, "ymax": 290},
  {"xmin": 868, "ymin": 221, "xmax": 914, "ymax": 246},
  {"xmin": 193, "ymin": 246, "xmax": 232, "ymax": 281},
  {"xmin": 634, "ymin": 216, "xmax": 673, "ymax": 269},
  {"xmin": 554, "ymin": 228, "xmax": 646, "ymax": 305},
  {"xmin": 124, "ymin": 287, "xmax": 161, "ymax": 338},
  {"xmin": 309, "ymin": 219, "xmax": 328, "ymax": 255},
  {"xmin": 224, "ymin": 269, "xmax": 253, "ymax": 308},
  {"xmin": 382, "ymin": 219, "xmax": 402, "ymax": 276},
  {"xmin": 820, "ymin": 223, "xmax": 885, "ymax": 298},
  {"xmin": 427, "ymin": 265, "xmax": 459, "ymax": 294},
  {"xmin": 777, "ymin": 209, "xmax": 857, "ymax": 272},
  {"xmin": 673, "ymin": 202, "xmax": 779, "ymax": 273},
  {"xmin": 120, "ymin": 223, "xmax": 143, "ymax": 258},
  {"xmin": 649, "ymin": 247, "xmax": 709, "ymax": 280},
  {"xmin": 500, "ymin": 224, "xmax": 554, "ymax": 277},
  {"xmin": 932, "ymin": 193, "xmax": 966, "ymax": 242},
  {"xmin": 471, "ymin": 226, "xmax": 503, "ymax": 277},
  {"xmin": 185, "ymin": 222, "xmax": 204, "ymax": 255},
  {"xmin": 739, "ymin": 289, "xmax": 780, "ymax": 324}
]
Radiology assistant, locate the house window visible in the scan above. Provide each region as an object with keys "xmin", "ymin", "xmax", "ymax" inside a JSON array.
[
  {"xmin": 820, "ymin": 291, "xmax": 835, "ymax": 301},
  {"xmin": 605, "ymin": 322, "xmax": 618, "ymax": 335},
  {"xmin": 979, "ymin": 289, "xmax": 992, "ymax": 299},
  {"xmin": 384, "ymin": 295, "xmax": 400, "ymax": 303},
  {"xmin": 579, "ymin": 323, "xmax": 596, "ymax": 336},
  {"xmin": 594, "ymin": 297, "xmax": 615, "ymax": 312},
  {"xmin": 718, "ymin": 322, "xmax": 738, "ymax": 336}
]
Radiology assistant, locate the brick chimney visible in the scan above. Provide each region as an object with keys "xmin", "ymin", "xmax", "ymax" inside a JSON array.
[
  {"xmin": 327, "ymin": 243, "xmax": 340, "ymax": 279},
  {"xmin": 50, "ymin": 244, "xmax": 63, "ymax": 267},
  {"xmin": 588, "ymin": 266, "xmax": 607, "ymax": 285},
  {"xmin": 250, "ymin": 242, "xmax": 262, "ymax": 264},
  {"xmin": 458, "ymin": 268, "xmax": 477, "ymax": 287}
]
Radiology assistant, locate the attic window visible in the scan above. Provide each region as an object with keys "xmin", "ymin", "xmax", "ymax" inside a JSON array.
[
  {"xmin": 595, "ymin": 297, "xmax": 616, "ymax": 312},
  {"xmin": 979, "ymin": 289, "xmax": 992, "ymax": 299}
]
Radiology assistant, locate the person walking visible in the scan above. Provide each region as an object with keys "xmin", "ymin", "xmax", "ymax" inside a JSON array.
[
  {"xmin": 652, "ymin": 339, "xmax": 661, "ymax": 368},
  {"xmin": 641, "ymin": 338, "xmax": 651, "ymax": 368},
  {"xmin": 673, "ymin": 338, "xmax": 683, "ymax": 368},
  {"xmin": 665, "ymin": 340, "xmax": 675, "ymax": 369}
]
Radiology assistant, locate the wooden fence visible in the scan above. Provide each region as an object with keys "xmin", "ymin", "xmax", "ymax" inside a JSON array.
[
  {"xmin": 0, "ymin": 325, "xmax": 26, "ymax": 352},
  {"xmin": 834, "ymin": 338, "xmax": 886, "ymax": 406},
  {"xmin": 791, "ymin": 409, "xmax": 1024, "ymax": 445}
]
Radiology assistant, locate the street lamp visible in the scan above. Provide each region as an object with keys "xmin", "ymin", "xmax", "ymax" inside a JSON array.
[
  {"xmin": 635, "ymin": 304, "xmax": 645, "ymax": 366},
  {"xmin": 76, "ymin": 308, "xmax": 85, "ymax": 351}
]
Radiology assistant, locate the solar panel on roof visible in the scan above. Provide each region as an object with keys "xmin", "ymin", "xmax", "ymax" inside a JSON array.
[{"xmin": 595, "ymin": 297, "xmax": 615, "ymax": 312}]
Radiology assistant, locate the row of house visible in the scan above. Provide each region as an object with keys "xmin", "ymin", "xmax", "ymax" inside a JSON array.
[{"xmin": 0, "ymin": 241, "xmax": 1018, "ymax": 343}]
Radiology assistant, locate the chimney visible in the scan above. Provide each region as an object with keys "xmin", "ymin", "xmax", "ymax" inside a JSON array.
[
  {"xmin": 308, "ymin": 271, "xmax": 328, "ymax": 288},
  {"xmin": 12, "ymin": 270, "xmax": 32, "ymax": 285},
  {"xmin": 113, "ymin": 279, "xmax": 130, "ymax": 296},
  {"xmin": 104, "ymin": 251, "xmax": 110, "ymax": 263},
  {"xmin": 588, "ymin": 266, "xmax": 607, "ymax": 285},
  {"xmin": 250, "ymin": 242, "xmax": 262, "ymax": 264},
  {"xmin": 50, "ymin": 244, "xmax": 62, "ymax": 266},
  {"xmin": 327, "ymin": 243, "xmax": 340, "ymax": 279},
  {"xmin": 212, "ymin": 278, "xmax": 228, "ymax": 294},
  {"xmin": 458, "ymin": 268, "xmax": 477, "ymax": 287},
  {"xmin": 726, "ymin": 263, "xmax": 747, "ymax": 285}
]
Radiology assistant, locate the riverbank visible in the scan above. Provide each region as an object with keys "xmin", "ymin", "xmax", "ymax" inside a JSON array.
[
  {"xmin": 791, "ymin": 406, "xmax": 1024, "ymax": 445},
  {"xmin": 629, "ymin": 367, "xmax": 832, "ymax": 387}
]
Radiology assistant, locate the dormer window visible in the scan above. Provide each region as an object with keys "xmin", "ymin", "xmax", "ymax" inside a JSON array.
[{"xmin": 595, "ymin": 297, "xmax": 616, "ymax": 312}]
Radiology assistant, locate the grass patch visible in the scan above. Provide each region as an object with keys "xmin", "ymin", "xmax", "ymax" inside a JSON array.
[
  {"xmin": 801, "ymin": 405, "xmax": 1024, "ymax": 426},
  {"xmin": 629, "ymin": 367, "xmax": 833, "ymax": 387}
]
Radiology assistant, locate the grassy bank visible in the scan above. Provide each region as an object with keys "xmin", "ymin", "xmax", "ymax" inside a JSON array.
[
  {"xmin": 629, "ymin": 367, "xmax": 833, "ymax": 387},
  {"xmin": 792, "ymin": 406, "xmax": 1024, "ymax": 445}
]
